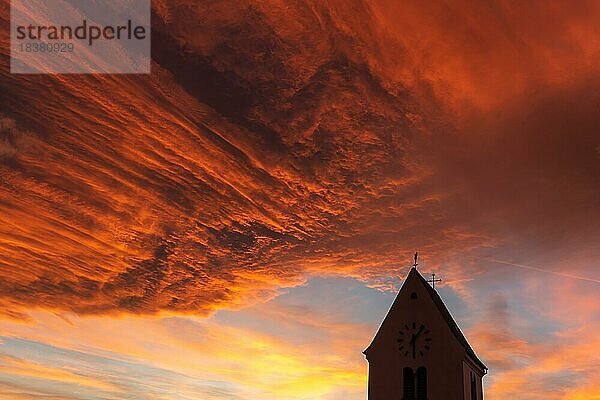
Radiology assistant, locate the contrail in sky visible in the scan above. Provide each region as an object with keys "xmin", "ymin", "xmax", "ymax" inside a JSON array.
[{"xmin": 475, "ymin": 257, "xmax": 600, "ymax": 284}]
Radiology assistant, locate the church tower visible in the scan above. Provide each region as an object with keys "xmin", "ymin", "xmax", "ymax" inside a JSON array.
[{"xmin": 364, "ymin": 254, "xmax": 487, "ymax": 400}]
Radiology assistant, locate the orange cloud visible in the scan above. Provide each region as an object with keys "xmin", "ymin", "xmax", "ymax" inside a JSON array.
[
  {"xmin": 0, "ymin": 305, "xmax": 370, "ymax": 399},
  {"xmin": 0, "ymin": 355, "xmax": 121, "ymax": 392},
  {"xmin": 1, "ymin": 0, "xmax": 598, "ymax": 320},
  {"xmin": 467, "ymin": 277, "xmax": 600, "ymax": 400}
]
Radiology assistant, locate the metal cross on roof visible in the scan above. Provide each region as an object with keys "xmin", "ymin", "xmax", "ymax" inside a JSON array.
[
  {"xmin": 412, "ymin": 252, "xmax": 419, "ymax": 269},
  {"xmin": 427, "ymin": 273, "xmax": 442, "ymax": 289}
]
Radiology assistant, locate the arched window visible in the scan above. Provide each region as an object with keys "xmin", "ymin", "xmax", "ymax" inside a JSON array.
[
  {"xmin": 411, "ymin": 292, "xmax": 418, "ymax": 299},
  {"xmin": 403, "ymin": 367, "xmax": 415, "ymax": 400},
  {"xmin": 416, "ymin": 367, "xmax": 427, "ymax": 400}
]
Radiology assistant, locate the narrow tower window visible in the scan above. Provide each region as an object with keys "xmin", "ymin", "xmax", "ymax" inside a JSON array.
[
  {"xmin": 470, "ymin": 372, "xmax": 477, "ymax": 400},
  {"xmin": 403, "ymin": 367, "xmax": 415, "ymax": 400},
  {"xmin": 416, "ymin": 366, "xmax": 427, "ymax": 400}
]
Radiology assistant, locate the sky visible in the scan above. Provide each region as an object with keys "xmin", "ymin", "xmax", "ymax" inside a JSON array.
[{"xmin": 0, "ymin": 0, "xmax": 599, "ymax": 399}]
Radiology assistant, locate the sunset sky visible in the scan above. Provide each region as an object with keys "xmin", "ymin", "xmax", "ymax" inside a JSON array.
[{"xmin": 0, "ymin": 0, "xmax": 599, "ymax": 399}]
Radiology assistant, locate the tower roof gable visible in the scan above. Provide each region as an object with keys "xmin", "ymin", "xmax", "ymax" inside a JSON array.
[{"xmin": 364, "ymin": 268, "xmax": 487, "ymax": 371}]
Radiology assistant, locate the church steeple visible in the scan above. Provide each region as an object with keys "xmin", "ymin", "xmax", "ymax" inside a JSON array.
[{"xmin": 364, "ymin": 254, "xmax": 487, "ymax": 400}]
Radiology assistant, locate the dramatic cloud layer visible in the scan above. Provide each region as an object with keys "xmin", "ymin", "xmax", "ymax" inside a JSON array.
[{"xmin": 0, "ymin": 0, "xmax": 598, "ymax": 398}]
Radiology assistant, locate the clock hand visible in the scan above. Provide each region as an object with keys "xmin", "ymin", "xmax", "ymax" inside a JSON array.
[
  {"xmin": 414, "ymin": 325, "xmax": 425, "ymax": 339},
  {"xmin": 409, "ymin": 326, "xmax": 424, "ymax": 359},
  {"xmin": 409, "ymin": 329, "xmax": 423, "ymax": 346}
]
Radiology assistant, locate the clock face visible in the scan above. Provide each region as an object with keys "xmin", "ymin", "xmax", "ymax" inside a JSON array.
[{"xmin": 397, "ymin": 322, "xmax": 432, "ymax": 358}]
